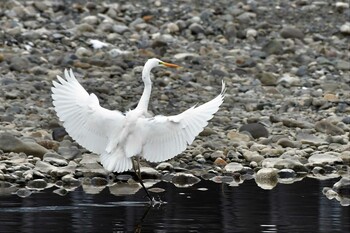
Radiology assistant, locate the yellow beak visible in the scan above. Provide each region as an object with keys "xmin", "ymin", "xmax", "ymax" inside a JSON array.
[{"xmin": 160, "ymin": 61, "xmax": 181, "ymax": 68}]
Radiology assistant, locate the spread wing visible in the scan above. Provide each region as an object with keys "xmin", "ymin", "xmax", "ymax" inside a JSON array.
[
  {"xmin": 51, "ymin": 69, "xmax": 125, "ymax": 154},
  {"xmin": 138, "ymin": 81, "xmax": 225, "ymax": 162}
]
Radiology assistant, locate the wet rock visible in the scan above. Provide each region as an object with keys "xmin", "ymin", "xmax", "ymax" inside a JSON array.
[
  {"xmin": 109, "ymin": 182, "xmax": 141, "ymax": 196},
  {"xmin": 54, "ymin": 161, "xmax": 77, "ymax": 177},
  {"xmin": 278, "ymin": 169, "xmax": 296, "ymax": 179},
  {"xmin": 116, "ymin": 174, "xmax": 132, "ymax": 181},
  {"xmin": 91, "ymin": 177, "xmax": 108, "ymax": 186},
  {"xmin": 224, "ymin": 162, "xmax": 244, "ymax": 173},
  {"xmin": 0, "ymin": 133, "xmax": 48, "ymax": 158},
  {"xmin": 140, "ymin": 167, "xmax": 160, "ymax": 179},
  {"xmin": 315, "ymin": 120, "xmax": 345, "ymax": 135},
  {"xmin": 239, "ymin": 123, "xmax": 269, "ymax": 139},
  {"xmin": 210, "ymin": 175, "xmax": 234, "ymax": 184},
  {"xmin": 26, "ymin": 179, "xmax": 48, "ymax": 190},
  {"xmin": 255, "ymin": 168, "xmax": 278, "ymax": 190},
  {"xmin": 172, "ymin": 173, "xmax": 201, "ymax": 188},
  {"xmin": 332, "ymin": 178, "xmax": 350, "ymax": 197},
  {"xmin": 323, "ymin": 178, "xmax": 350, "ymax": 206},
  {"xmin": 16, "ymin": 188, "xmax": 32, "ymax": 198},
  {"xmin": 308, "ymin": 152, "xmax": 343, "ymax": 165},
  {"xmin": 0, "ymin": 181, "xmax": 19, "ymax": 195},
  {"xmin": 149, "ymin": 187, "xmax": 166, "ymax": 193},
  {"xmin": 82, "ymin": 181, "xmax": 106, "ymax": 194},
  {"xmin": 61, "ymin": 174, "xmax": 80, "ymax": 186},
  {"xmin": 156, "ymin": 162, "xmax": 174, "ymax": 171},
  {"xmin": 273, "ymin": 159, "xmax": 308, "ymax": 173},
  {"xmin": 53, "ymin": 188, "xmax": 68, "ymax": 196}
]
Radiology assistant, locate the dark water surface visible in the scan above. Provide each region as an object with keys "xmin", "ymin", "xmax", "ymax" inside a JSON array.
[{"xmin": 0, "ymin": 178, "xmax": 348, "ymax": 233}]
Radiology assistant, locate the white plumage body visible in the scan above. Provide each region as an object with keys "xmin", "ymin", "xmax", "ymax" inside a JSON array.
[{"xmin": 51, "ymin": 59, "xmax": 225, "ymax": 173}]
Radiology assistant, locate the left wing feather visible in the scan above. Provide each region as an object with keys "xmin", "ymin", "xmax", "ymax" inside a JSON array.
[{"xmin": 137, "ymin": 81, "xmax": 225, "ymax": 162}]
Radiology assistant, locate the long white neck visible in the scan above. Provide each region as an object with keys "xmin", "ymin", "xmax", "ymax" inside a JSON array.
[{"xmin": 136, "ymin": 68, "xmax": 153, "ymax": 111}]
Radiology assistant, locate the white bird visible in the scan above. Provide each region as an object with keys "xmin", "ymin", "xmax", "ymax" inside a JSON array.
[{"xmin": 51, "ymin": 58, "xmax": 225, "ymax": 200}]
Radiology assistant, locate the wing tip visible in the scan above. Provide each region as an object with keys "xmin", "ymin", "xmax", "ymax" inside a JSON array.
[{"xmin": 220, "ymin": 80, "xmax": 226, "ymax": 98}]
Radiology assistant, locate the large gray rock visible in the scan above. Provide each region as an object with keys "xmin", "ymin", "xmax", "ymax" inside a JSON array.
[{"xmin": 0, "ymin": 133, "xmax": 48, "ymax": 158}]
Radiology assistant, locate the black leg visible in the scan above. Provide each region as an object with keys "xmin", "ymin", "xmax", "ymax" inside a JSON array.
[{"xmin": 132, "ymin": 157, "xmax": 152, "ymax": 201}]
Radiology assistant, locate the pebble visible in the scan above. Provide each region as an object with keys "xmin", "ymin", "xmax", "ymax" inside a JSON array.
[
  {"xmin": 340, "ymin": 22, "xmax": 350, "ymax": 35},
  {"xmin": 76, "ymin": 163, "xmax": 108, "ymax": 177},
  {"xmin": 26, "ymin": 179, "xmax": 48, "ymax": 190},
  {"xmin": 255, "ymin": 168, "xmax": 278, "ymax": 190},
  {"xmin": 315, "ymin": 120, "xmax": 345, "ymax": 136},
  {"xmin": 156, "ymin": 162, "xmax": 174, "ymax": 171},
  {"xmin": 257, "ymin": 72, "xmax": 278, "ymax": 86},
  {"xmin": 43, "ymin": 153, "xmax": 68, "ymax": 166},
  {"xmin": 214, "ymin": 158, "xmax": 227, "ymax": 166},
  {"xmin": 277, "ymin": 138, "xmax": 300, "ymax": 148},
  {"xmin": 280, "ymin": 26, "xmax": 304, "ymax": 40},
  {"xmin": 296, "ymin": 133, "xmax": 328, "ymax": 146},
  {"xmin": 239, "ymin": 123, "xmax": 269, "ymax": 139},
  {"xmin": 140, "ymin": 167, "xmax": 160, "ymax": 179},
  {"xmin": 109, "ymin": 182, "xmax": 141, "ymax": 196},
  {"xmin": 224, "ymin": 162, "xmax": 244, "ymax": 173}
]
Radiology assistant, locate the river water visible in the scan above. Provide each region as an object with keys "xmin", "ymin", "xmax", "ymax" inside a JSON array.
[{"xmin": 0, "ymin": 178, "xmax": 349, "ymax": 233}]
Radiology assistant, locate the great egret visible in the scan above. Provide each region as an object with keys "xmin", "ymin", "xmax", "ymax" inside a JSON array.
[{"xmin": 51, "ymin": 58, "xmax": 225, "ymax": 200}]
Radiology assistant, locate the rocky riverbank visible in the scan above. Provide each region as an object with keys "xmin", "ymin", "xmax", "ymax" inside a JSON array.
[{"xmin": 0, "ymin": 0, "xmax": 349, "ymax": 205}]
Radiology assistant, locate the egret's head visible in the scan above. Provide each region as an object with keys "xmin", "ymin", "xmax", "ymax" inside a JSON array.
[
  {"xmin": 142, "ymin": 58, "xmax": 180, "ymax": 83},
  {"xmin": 145, "ymin": 58, "xmax": 180, "ymax": 70}
]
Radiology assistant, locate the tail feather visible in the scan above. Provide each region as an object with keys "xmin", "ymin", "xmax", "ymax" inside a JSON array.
[{"xmin": 100, "ymin": 149, "xmax": 132, "ymax": 173}]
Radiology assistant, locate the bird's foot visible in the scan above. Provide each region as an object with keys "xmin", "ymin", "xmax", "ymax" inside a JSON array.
[{"xmin": 145, "ymin": 195, "xmax": 166, "ymax": 207}]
